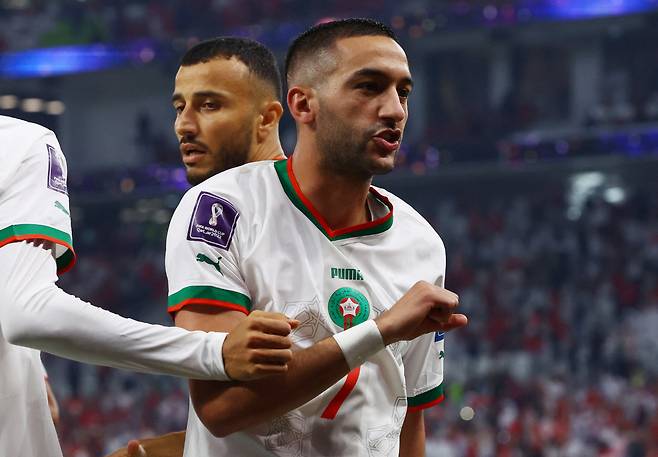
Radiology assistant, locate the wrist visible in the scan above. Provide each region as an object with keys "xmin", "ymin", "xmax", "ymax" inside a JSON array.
[
  {"xmin": 374, "ymin": 316, "xmax": 396, "ymax": 346},
  {"xmin": 333, "ymin": 319, "xmax": 385, "ymax": 369}
]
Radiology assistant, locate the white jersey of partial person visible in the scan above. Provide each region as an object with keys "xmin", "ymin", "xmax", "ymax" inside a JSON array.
[
  {"xmin": 0, "ymin": 116, "xmax": 236, "ymax": 457},
  {"xmin": 0, "ymin": 116, "xmax": 74, "ymax": 457},
  {"xmin": 166, "ymin": 157, "xmax": 447, "ymax": 456}
]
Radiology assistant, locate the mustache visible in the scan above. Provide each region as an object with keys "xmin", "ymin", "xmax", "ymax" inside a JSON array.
[
  {"xmin": 367, "ymin": 121, "xmax": 399, "ymax": 135},
  {"xmin": 179, "ymin": 138, "xmax": 210, "ymax": 150}
]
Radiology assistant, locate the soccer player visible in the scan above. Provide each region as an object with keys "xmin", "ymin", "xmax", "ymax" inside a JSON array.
[
  {"xmin": 167, "ymin": 19, "xmax": 467, "ymax": 457},
  {"xmin": 106, "ymin": 36, "xmax": 289, "ymax": 457},
  {"xmin": 0, "ymin": 115, "xmax": 295, "ymax": 456},
  {"xmin": 173, "ymin": 37, "xmax": 286, "ymax": 186}
]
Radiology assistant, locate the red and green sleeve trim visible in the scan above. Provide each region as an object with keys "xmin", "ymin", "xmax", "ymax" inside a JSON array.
[
  {"xmin": 167, "ymin": 285, "xmax": 251, "ymax": 316},
  {"xmin": 0, "ymin": 224, "xmax": 76, "ymax": 274},
  {"xmin": 407, "ymin": 384, "xmax": 445, "ymax": 412},
  {"xmin": 274, "ymin": 158, "xmax": 393, "ymax": 241}
]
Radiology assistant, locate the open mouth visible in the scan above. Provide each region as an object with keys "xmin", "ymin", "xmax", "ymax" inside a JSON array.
[{"xmin": 372, "ymin": 129, "xmax": 402, "ymax": 152}]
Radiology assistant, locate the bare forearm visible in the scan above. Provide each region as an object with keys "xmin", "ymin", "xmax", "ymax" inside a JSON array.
[
  {"xmin": 399, "ymin": 410, "xmax": 425, "ymax": 457},
  {"xmin": 192, "ymin": 337, "xmax": 349, "ymax": 436}
]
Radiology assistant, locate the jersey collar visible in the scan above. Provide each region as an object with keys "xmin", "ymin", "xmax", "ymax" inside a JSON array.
[{"xmin": 274, "ymin": 157, "xmax": 394, "ymax": 241}]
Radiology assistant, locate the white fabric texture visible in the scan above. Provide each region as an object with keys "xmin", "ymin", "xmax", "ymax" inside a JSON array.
[{"xmin": 0, "ymin": 241, "xmax": 229, "ymax": 380}]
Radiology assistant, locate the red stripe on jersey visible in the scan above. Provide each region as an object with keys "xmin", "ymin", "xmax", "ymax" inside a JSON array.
[{"xmin": 320, "ymin": 367, "xmax": 361, "ymax": 420}]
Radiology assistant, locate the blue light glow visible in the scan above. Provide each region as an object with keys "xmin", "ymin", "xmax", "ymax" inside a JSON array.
[
  {"xmin": 0, "ymin": 40, "xmax": 159, "ymax": 79},
  {"xmin": 532, "ymin": 0, "xmax": 658, "ymax": 20}
]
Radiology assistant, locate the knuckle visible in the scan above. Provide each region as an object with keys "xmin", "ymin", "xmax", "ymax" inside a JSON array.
[
  {"xmin": 280, "ymin": 337, "xmax": 292, "ymax": 349},
  {"xmin": 246, "ymin": 332, "xmax": 259, "ymax": 347}
]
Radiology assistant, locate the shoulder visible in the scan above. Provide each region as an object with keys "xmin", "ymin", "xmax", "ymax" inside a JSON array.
[
  {"xmin": 0, "ymin": 116, "xmax": 55, "ymax": 149},
  {"xmin": 0, "ymin": 116, "xmax": 63, "ymax": 169},
  {"xmin": 375, "ymin": 185, "xmax": 445, "ymax": 253},
  {"xmin": 180, "ymin": 161, "xmax": 274, "ymax": 210},
  {"xmin": 0, "ymin": 116, "xmax": 65, "ymax": 188},
  {"xmin": 169, "ymin": 161, "xmax": 276, "ymax": 241}
]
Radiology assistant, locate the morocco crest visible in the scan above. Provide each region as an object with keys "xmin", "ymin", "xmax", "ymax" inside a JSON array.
[{"xmin": 327, "ymin": 287, "xmax": 370, "ymax": 330}]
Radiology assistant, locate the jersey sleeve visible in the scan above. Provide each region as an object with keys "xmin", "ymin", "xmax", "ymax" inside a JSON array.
[
  {"xmin": 0, "ymin": 122, "xmax": 75, "ymax": 274},
  {"xmin": 166, "ymin": 188, "xmax": 251, "ymax": 318},
  {"xmin": 403, "ymin": 241, "xmax": 447, "ymax": 412}
]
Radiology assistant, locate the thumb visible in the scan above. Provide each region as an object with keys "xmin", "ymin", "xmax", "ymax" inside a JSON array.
[
  {"xmin": 436, "ymin": 313, "xmax": 468, "ymax": 332},
  {"xmin": 126, "ymin": 441, "xmax": 146, "ymax": 457}
]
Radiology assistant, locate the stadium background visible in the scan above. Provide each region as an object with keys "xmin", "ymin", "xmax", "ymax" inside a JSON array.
[{"xmin": 2, "ymin": 0, "xmax": 658, "ymax": 455}]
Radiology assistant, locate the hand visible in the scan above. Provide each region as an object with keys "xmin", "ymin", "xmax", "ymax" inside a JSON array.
[
  {"xmin": 375, "ymin": 281, "xmax": 467, "ymax": 345},
  {"xmin": 223, "ymin": 310, "xmax": 300, "ymax": 380},
  {"xmin": 104, "ymin": 440, "xmax": 146, "ymax": 457}
]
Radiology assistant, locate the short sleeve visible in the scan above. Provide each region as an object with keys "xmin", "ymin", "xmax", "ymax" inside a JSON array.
[
  {"xmin": 165, "ymin": 189, "xmax": 251, "ymax": 318},
  {"xmin": 0, "ymin": 120, "xmax": 75, "ymax": 274},
  {"xmin": 403, "ymin": 332, "xmax": 445, "ymax": 412},
  {"xmin": 403, "ymin": 244, "xmax": 447, "ymax": 412}
]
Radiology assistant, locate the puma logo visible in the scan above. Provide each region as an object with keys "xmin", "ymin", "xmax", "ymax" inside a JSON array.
[
  {"xmin": 54, "ymin": 201, "xmax": 70, "ymax": 216},
  {"xmin": 196, "ymin": 253, "xmax": 223, "ymax": 276}
]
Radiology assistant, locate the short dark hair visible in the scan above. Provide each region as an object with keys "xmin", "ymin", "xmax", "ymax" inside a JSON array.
[
  {"xmin": 285, "ymin": 18, "xmax": 398, "ymax": 84},
  {"xmin": 181, "ymin": 37, "xmax": 282, "ymax": 100}
]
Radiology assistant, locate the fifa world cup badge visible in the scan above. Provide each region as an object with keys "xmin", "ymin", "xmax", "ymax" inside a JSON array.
[
  {"xmin": 328, "ymin": 287, "xmax": 370, "ymax": 330},
  {"xmin": 47, "ymin": 144, "xmax": 68, "ymax": 195}
]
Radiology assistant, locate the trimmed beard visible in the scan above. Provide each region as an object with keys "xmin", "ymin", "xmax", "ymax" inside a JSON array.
[
  {"xmin": 315, "ymin": 101, "xmax": 393, "ymax": 180},
  {"xmin": 185, "ymin": 124, "xmax": 253, "ymax": 185}
]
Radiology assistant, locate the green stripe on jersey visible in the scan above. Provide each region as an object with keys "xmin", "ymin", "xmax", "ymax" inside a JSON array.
[
  {"xmin": 55, "ymin": 249, "xmax": 75, "ymax": 272},
  {"xmin": 0, "ymin": 224, "xmax": 75, "ymax": 273},
  {"xmin": 273, "ymin": 159, "xmax": 393, "ymax": 241},
  {"xmin": 167, "ymin": 285, "xmax": 252, "ymax": 313},
  {"xmin": 0, "ymin": 223, "xmax": 72, "ymax": 246},
  {"xmin": 408, "ymin": 383, "xmax": 444, "ymax": 408}
]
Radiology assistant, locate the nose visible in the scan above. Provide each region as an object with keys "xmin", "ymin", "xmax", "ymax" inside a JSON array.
[
  {"xmin": 175, "ymin": 106, "xmax": 198, "ymax": 139},
  {"xmin": 379, "ymin": 87, "xmax": 406, "ymax": 125}
]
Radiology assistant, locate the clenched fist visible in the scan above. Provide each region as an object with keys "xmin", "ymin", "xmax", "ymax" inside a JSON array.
[
  {"xmin": 223, "ymin": 310, "xmax": 300, "ymax": 380},
  {"xmin": 375, "ymin": 281, "xmax": 467, "ymax": 345}
]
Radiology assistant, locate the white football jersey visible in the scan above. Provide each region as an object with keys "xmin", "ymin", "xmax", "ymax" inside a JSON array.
[
  {"xmin": 166, "ymin": 158, "xmax": 446, "ymax": 457},
  {"xmin": 0, "ymin": 116, "xmax": 75, "ymax": 457}
]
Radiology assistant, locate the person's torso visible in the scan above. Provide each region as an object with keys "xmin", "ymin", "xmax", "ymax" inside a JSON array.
[{"xmin": 180, "ymin": 161, "xmax": 445, "ymax": 457}]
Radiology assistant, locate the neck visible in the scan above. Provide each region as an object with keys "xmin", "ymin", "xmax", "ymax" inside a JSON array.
[
  {"xmin": 249, "ymin": 135, "xmax": 286, "ymax": 163},
  {"xmin": 291, "ymin": 137, "xmax": 372, "ymax": 231}
]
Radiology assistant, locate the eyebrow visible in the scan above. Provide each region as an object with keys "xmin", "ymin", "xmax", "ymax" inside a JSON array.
[
  {"xmin": 171, "ymin": 90, "xmax": 227, "ymax": 103},
  {"xmin": 350, "ymin": 68, "xmax": 414, "ymax": 88}
]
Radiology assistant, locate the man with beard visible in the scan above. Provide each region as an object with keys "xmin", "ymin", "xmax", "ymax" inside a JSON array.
[
  {"xmin": 165, "ymin": 19, "xmax": 467, "ymax": 457},
  {"xmin": 106, "ymin": 36, "xmax": 290, "ymax": 457}
]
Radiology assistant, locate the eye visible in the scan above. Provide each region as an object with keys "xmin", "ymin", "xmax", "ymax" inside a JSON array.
[
  {"xmin": 357, "ymin": 82, "xmax": 380, "ymax": 93},
  {"xmin": 201, "ymin": 101, "xmax": 219, "ymax": 111},
  {"xmin": 173, "ymin": 104, "xmax": 184, "ymax": 115},
  {"xmin": 398, "ymin": 87, "xmax": 411, "ymax": 99}
]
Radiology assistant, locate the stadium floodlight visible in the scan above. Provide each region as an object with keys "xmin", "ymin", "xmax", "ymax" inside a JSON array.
[
  {"xmin": 45, "ymin": 101, "xmax": 66, "ymax": 115},
  {"xmin": 0, "ymin": 95, "xmax": 18, "ymax": 110},
  {"xmin": 21, "ymin": 98, "xmax": 44, "ymax": 113}
]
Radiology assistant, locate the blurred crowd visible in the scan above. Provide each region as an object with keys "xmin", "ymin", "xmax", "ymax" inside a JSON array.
[
  {"xmin": 4, "ymin": 0, "xmax": 628, "ymax": 52},
  {"xmin": 45, "ymin": 174, "xmax": 658, "ymax": 456},
  {"xmin": 425, "ymin": 188, "xmax": 658, "ymax": 456}
]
